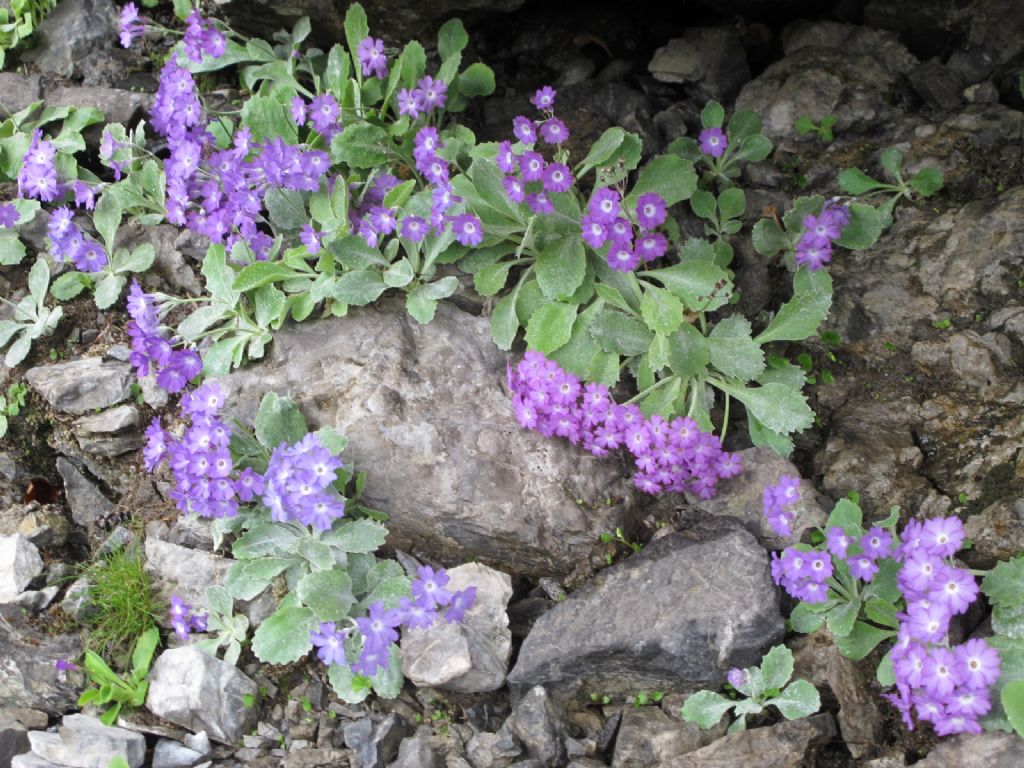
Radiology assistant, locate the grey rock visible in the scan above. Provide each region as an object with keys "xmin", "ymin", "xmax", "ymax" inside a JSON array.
[
  {"xmin": 343, "ymin": 714, "xmax": 409, "ymax": 768},
  {"xmin": 281, "ymin": 749, "xmax": 349, "ymax": 767},
  {"xmin": 145, "ymin": 646, "xmax": 259, "ymax": 744},
  {"xmin": 507, "ymin": 525, "xmax": 783, "ymax": 704},
  {"xmin": 97, "ymin": 526, "xmax": 136, "ymax": 558},
  {"xmin": 736, "ymin": 22, "xmax": 917, "ymax": 139},
  {"xmin": 506, "ymin": 687, "xmax": 564, "ymax": 767},
  {"xmin": 465, "ymin": 726, "xmax": 522, "ymax": 768},
  {"xmin": 612, "ymin": 706, "xmax": 718, "ymax": 767},
  {"xmin": 964, "ymin": 498, "xmax": 1024, "ymax": 568},
  {"xmin": 76, "ymin": 432, "xmax": 144, "ymax": 458},
  {"xmin": 648, "ymin": 28, "xmax": 750, "ymax": 101},
  {"xmin": 0, "ymin": 714, "xmax": 30, "ymax": 768},
  {"xmin": 0, "ymin": 534, "xmax": 43, "ymax": 602},
  {"xmin": 73, "ymin": 405, "xmax": 140, "ymax": 435},
  {"xmin": 12, "ymin": 753, "xmax": 70, "ymax": 768},
  {"xmin": 908, "ymin": 61, "xmax": 965, "ymax": 110},
  {"xmin": 388, "ymin": 727, "xmax": 440, "ymax": 768},
  {"xmin": 219, "ymin": 300, "xmax": 638, "ymax": 579},
  {"xmin": 60, "ymin": 578, "xmax": 95, "ymax": 622},
  {"xmin": 43, "ymin": 86, "xmax": 152, "ymax": 129},
  {"xmin": 25, "ymin": 357, "xmax": 132, "ymax": 415},
  {"xmin": 567, "ymin": 761, "xmax": 607, "ymax": 768},
  {"xmin": 14, "ymin": 586, "xmax": 59, "ymax": 612},
  {"xmin": 56, "ymin": 458, "xmax": 116, "ymax": 529},
  {"xmin": 401, "ymin": 563, "xmax": 512, "ymax": 692},
  {"xmin": 964, "ymin": 81, "xmax": 1000, "ymax": 104},
  {"xmin": 913, "ymin": 731, "xmax": 1024, "ymax": 766},
  {"xmin": 144, "ymin": 537, "xmax": 231, "ymax": 616},
  {"xmin": 686, "ymin": 447, "xmax": 826, "ymax": 547},
  {"xmin": 664, "ymin": 713, "xmax": 836, "ymax": 768},
  {"xmin": 153, "ymin": 738, "xmax": 206, "ymax": 768},
  {"xmin": 22, "ymin": 0, "xmax": 118, "ymax": 77},
  {"xmin": 17, "ymin": 505, "xmax": 70, "ymax": 549},
  {"xmin": 0, "ymin": 74, "xmax": 43, "ymax": 117},
  {"xmin": 28, "ymin": 714, "xmax": 145, "ymax": 768},
  {"xmin": 0, "ymin": 606, "xmax": 82, "ymax": 714},
  {"xmin": 791, "ymin": 631, "xmax": 882, "ymax": 759},
  {"xmin": 121, "ymin": 223, "xmax": 203, "ymax": 297},
  {"xmin": 947, "ymin": 46, "xmax": 998, "ymax": 85}
]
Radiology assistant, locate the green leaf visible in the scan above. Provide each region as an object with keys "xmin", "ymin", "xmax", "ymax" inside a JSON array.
[
  {"xmin": 826, "ymin": 599, "xmax": 860, "ymax": 638},
  {"xmin": 727, "ymin": 110, "xmax": 762, "ymax": 141},
  {"xmin": 331, "ymin": 123, "xmax": 389, "ymax": 168},
  {"xmin": 708, "ymin": 315, "xmax": 765, "ymax": 381},
  {"xmin": 94, "ymin": 274, "xmax": 127, "ymax": 310},
  {"xmin": 578, "ymin": 127, "xmax": 625, "ymax": 176},
  {"xmin": 701, "ymin": 101, "xmax": 725, "ymax": 129},
  {"xmin": 233, "ymin": 262, "xmax": 302, "ymax": 292},
  {"xmin": 131, "ymin": 628, "xmax": 160, "ymax": 678},
  {"xmin": 838, "ymin": 168, "xmax": 885, "ymax": 196},
  {"xmin": 756, "ymin": 282, "xmax": 832, "ymax": 344},
  {"xmin": 825, "ymin": 498, "xmax": 864, "ymax": 536},
  {"xmin": 880, "ymin": 147, "xmax": 903, "ymax": 179},
  {"xmin": 737, "ymin": 134, "xmax": 773, "ymax": 162},
  {"xmin": 983, "ymin": 558, "xmax": 1024, "ymax": 608},
  {"xmin": 255, "ymin": 392, "xmax": 307, "ymax": 449},
  {"xmin": 640, "ymin": 285, "xmax": 684, "ymax": 336},
  {"xmin": 626, "ymin": 154, "xmax": 697, "ymax": 208},
  {"xmin": 225, "ymin": 558, "xmax": 292, "ymax": 601},
  {"xmin": 667, "ymin": 323, "xmax": 710, "ymax": 378},
  {"xmin": 834, "ymin": 203, "xmax": 882, "ymax": 250},
  {"xmin": 876, "ymin": 651, "xmax": 895, "ymax": 687},
  {"xmin": 640, "ymin": 375, "xmax": 680, "ymax": 418},
  {"xmin": 789, "ymin": 601, "xmax": 827, "ymax": 633},
  {"xmin": 537, "ymin": 236, "xmax": 586, "ymax": 300},
  {"xmin": 457, "ymin": 62, "xmax": 496, "ymax": 97},
  {"xmin": 525, "ymin": 302, "xmax": 577, "ymax": 355},
  {"xmin": 681, "ymin": 690, "xmax": 733, "ymax": 729},
  {"xmin": 772, "ymin": 680, "xmax": 820, "ymax": 720},
  {"xmin": 251, "ymin": 598, "xmax": 318, "ymax": 665},
  {"xmin": 202, "ymin": 244, "xmax": 240, "ymax": 305},
  {"xmin": 759, "ymin": 645, "xmax": 794, "ymax": 690},
  {"xmin": 908, "ymin": 168, "xmax": 943, "ymax": 197},
  {"xmin": 474, "ymin": 262, "xmax": 514, "ymax": 296},
  {"xmin": 0, "ymin": 232, "xmax": 25, "ymax": 266},
  {"xmin": 371, "ymin": 644, "xmax": 404, "ymax": 699},
  {"xmin": 1001, "ymin": 680, "xmax": 1024, "ymax": 738},
  {"xmin": 490, "ymin": 291, "xmax": 519, "ymax": 350},
  {"xmin": 322, "ymin": 519, "xmax": 388, "ymax": 553},
  {"xmin": 438, "ymin": 17, "xmax": 469, "ymax": 61},
  {"xmin": 864, "ymin": 598, "xmax": 900, "ymax": 629},
  {"xmin": 117, "ymin": 243, "xmax": 156, "ymax": 274},
  {"xmin": 589, "ymin": 310, "xmax": 653, "ymax": 356},
  {"xmin": 719, "ymin": 381, "xmax": 813, "ymax": 436},
  {"xmin": 232, "ymin": 522, "xmax": 301, "ymax": 559},
  {"xmin": 690, "ymin": 189, "xmax": 717, "ymax": 221},
  {"xmin": 718, "ymin": 188, "xmax": 746, "ymax": 221},
  {"xmin": 343, "ymin": 2, "xmax": 370, "ymax": 75},
  {"xmin": 642, "ymin": 261, "xmax": 732, "ymax": 312},
  {"xmin": 333, "ymin": 270, "xmax": 388, "ymax": 306},
  {"xmin": 240, "ymin": 91, "xmax": 297, "ymax": 144},
  {"xmin": 92, "ymin": 191, "xmax": 122, "ymax": 253},
  {"xmin": 835, "ymin": 621, "xmax": 894, "ymax": 661},
  {"xmin": 751, "ymin": 219, "xmax": 791, "ymax": 258},
  {"xmin": 264, "ymin": 188, "xmax": 308, "ymax": 232},
  {"xmin": 405, "ymin": 287, "xmax": 437, "ymax": 324},
  {"xmin": 328, "ymin": 661, "xmax": 371, "ymax": 705},
  {"xmin": 297, "ymin": 570, "xmax": 355, "ymax": 622}
]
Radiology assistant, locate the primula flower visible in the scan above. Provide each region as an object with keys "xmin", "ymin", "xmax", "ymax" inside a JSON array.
[
  {"xmin": 607, "ymin": 242, "xmax": 639, "ymax": 272},
  {"xmin": 412, "ymin": 566, "xmax": 454, "ymax": 608},
  {"xmin": 699, "ymin": 127, "xmax": 727, "ymax": 158},
  {"xmin": 580, "ymin": 216, "xmax": 608, "ymax": 249},
  {"xmin": 450, "ymin": 214, "xmax": 483, "ymax": 246},
  {"xmin": 954, "ymin": 638, "xmax": 1001, "ymax": 690},
  {"xmin": 636, "ymin": 192, "xmax": 667, "ymax": 230},
  {"xmin": 826, "ymin": 527, "xmax": 852, "ymax": 559},
  {"xmin": 588, "ymin": 188, "xmax": 621, "ymax": 224},
  {"xmin": 357, "ymin": 36, "xmax": 388, "ymax": 79},
  {"xmin": 503, "ymin": 175, "xmax": 525, "ymax": 204},
  {"xmin": 445, "ymin": 587, "xmax": 477, "ymax": 623},
  {"xmin": 920, "ymin": 517, "xmax": 964, "ymax": 558},
  {"xmin": 309, "ymin": 94, "xmax": 341, "ymax": 138},
  {"xmin": 727, "ymin": 667, "xmax": 747, "ymax": 689},
  {"xmin": 119, "ymin": 3, "xmax": 145, "ymax": 48},
  {"xmin": 512, "ymin": 116, "xmax": 537, "ymax": 144},
  {"xmin": 290, "ymin": 96, "xmax": 307, "ymax": 126},
  {"xmin": 636, "ymin": 232, "xmax": 668, "ymax": 262},
  {"xmin": 54, "ymin": 658, "xmax": 79, "ymax": 672},
  {"xmin": 519, "ymin": 151, "xmax": 545, "ymax": 182},
  {"xmin": 542, "ymin": 163, "xmax": 572, "ymax": 193},
  {"xmin": 310, "ymin": 622, "xmax": 348, "ymax": 666},
  {"xmin": 414, "ymin": 76, "xmax": 447, "ymax": 111},
  {"xmin": 396, "ymin": 88, "xmax": 422, "ymax": 119},
  {"xmin": 531, "ymin": 86, "xmax": 557, "ymax": 110},
  {"xmin": 300, "ymin": 223, "xmax": 322, "ymax": 255},
  {"xmin": 262, "ymin": 434, "xmax": 345, "ymax": 531},
  {"xmin": 527, "ymin": 192, "xmax": 554, "ymax": 215},
  {"xmin": 861, "ymin": 526, "xmax": 893, "ymax": 559},
  {"xmin": 496, "ymin": 141, "xmax": 516, "ymax": 173},
  {"xmin": 356, "ymin": 601, "xmax": 402, "ymax": 653},
  {"xmin": 539, "ymin": 118, "xmax": 569, "ymax": 145},
  {"xmin": 0, "ymin": 203, "xmax": 19, "ymax": 228},
  {"xmin": 400, "ymin": 215, "xmax": 428, "ymax": 243}
]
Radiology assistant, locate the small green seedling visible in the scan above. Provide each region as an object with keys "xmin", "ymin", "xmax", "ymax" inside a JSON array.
[
  {"xmin": 795, "ymin": 115, "xmax": 836, "ymax": 143},
  {"xmin": 838, "ymin": 147, "xmax": 943, "ymax": 227},
  {"xmin": 682, "ymin": 645, "xmax": 820, "ymax": 733},
  {"xmin": 78, "ymin": 627, "xmax": 159, "ymax": 726}
]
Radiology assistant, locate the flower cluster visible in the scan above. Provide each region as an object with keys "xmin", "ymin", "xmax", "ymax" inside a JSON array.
[
  {"xmin": 291, "ymin": 93, "xmax": 343, "ymax": 141},
  {"xmin": 509, "ymin": 352, "xmax": 742, "ymax": 496},
  {"xmin": 169, "ymin": 594, "xmax": 208, "ymax": 641},
  {"xmin": 772, "ymin": 522, "xmax": 894, "ymax": 603},
  {"xmin": 582, "ymin": 188, "xmax": 670, "ymax": 272},
  {"xmin": 699, "ymin": 127, "xmax": 728, "ymax": 158},
  {"xmin": 144, "ymin": 381, "xmax": 242, "ymax": 519},
  {"xmin": 885, "ymin": 517, "xmax": 998, "ymax": 736},
  {"xmin": 763, "ymin": 475, "xmax": 801, "ymax": 537},
  {"xmin": 126, "ymin": 280, "xmax": 202, "ymax": 393},
  {"xmin": 310, "ymin": 566, "xmax": 477, "ymax": 676},
  {"xmin": 46, "ymin": 206, "xmax": 107, "ymax": 272},
  {"xmin": 261, "ymin": 434, "xmax": 347, "ymax": 532},
  {"xmin": 396, "ymin": 75, "xmax": 447, "ymax": 120},
  {"xmin": 18, "ymin": 130, "xmax": 60, "ymax": 202},
  {"xmin": 183, "ymin": 9, "xmax": 226, "ymax": 63},
  {"xmin": 498, "ymin": 88, "xmax": 572, "ymax": 211},
  {"xmin": 795, "ymin": 202, "xmax": 850, "ymax": 271}
]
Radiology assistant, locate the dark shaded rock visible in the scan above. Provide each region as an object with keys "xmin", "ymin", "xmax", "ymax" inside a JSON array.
[
  {"xmin": 344, "ymin": 714, "xmax": 409, "ymax": 768},
  {"xmin": 947, "ymin": 46, "xmax": 998, "ymax": 84},
  {"xmin": 963, "ymin": 498, "xmax": 1024, "ymax": 568},
  {"xmin": 648, "ymin": 28, "xmax": 750, "ymax": 101},
  {"xmin": 387, "ymin": 727, "xmax": 441, "ymax": 768},
  {"xmin": 44, "ymin": 86, "xmax": 153, "ymax": 129},
  {"xmin": 465, "ymin": 725, "xmax": 522, "ymax": 768},
  {"xmin": 0, "ymin": 713, "xmax": 30, "ymax": 768},
  {"xmin": 219, "ymin": 299, "xmax": 638, "ymax": 579},
  {"xmin": 913, "ymin": 731, "xmax": 1024, "ymax": 766},
  {"xmin": 612, "ymin": 706, "xmax": 718, "ymax": 767},
  {"xmin": 664, "ymin": 713, "xmax": 836, "ymax": 768},
  {"xmin": 791, "ymin": 631, "xmax": 883, "ymax": 760},
  {"xmin": 22, "ymin": 0, "xmax": 118, "ymax": 77},
  {"xmin": 506, "ymin": 687, "xmax": 565, "ymax": 767},
  {"xmin": 0, "ymin": 605, "xmax": 83, "ymax": 714},
  {"xmin": 25, "ymin": 358, "xmax": 132, "ymax": 415},
  {"xmin": 55, "ymin": 458, "xmax": 116, "ymax": 530},
  {"xmin": 908, "ymin": 61, "xmax": 965, "ymax": 110},
  {"xmin": 0, "ymin": 74, "xmax": 43, "ymax": 117},
  {"xmin": 507, "ymin": 524, "xmax": 783, "ymax": 704}
]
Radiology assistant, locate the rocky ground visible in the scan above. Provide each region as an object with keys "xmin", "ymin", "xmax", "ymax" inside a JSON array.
[{"xmin": 2, "ymin": 0, "xmax": 1024, "ymax": 766}]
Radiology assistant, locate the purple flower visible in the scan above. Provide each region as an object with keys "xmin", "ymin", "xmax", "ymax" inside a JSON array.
[
  {"xmin": 539, "ymin": 118, "xmax": 569, "ymax": 145},
  {"xmin": 396, "ymin": 597, "xmax": 437, "ymax": 630},
  {"xmin": 311, "ymin": 622, "xmax": 348, "ymax": 666},
  {"xmin": 699, "ymin": 127, "xmax": 728, "ymax": 158},
  {"xmin": 261, "ymin": 434, "xmax": 345, "ymax": 531},
  {"xmin": 0, "ymin": 203, "xmax": 19, "ymax": 228},
  {"xmin": 861, "ymin": 527, "xmax": 893, "ymax": 559},
  {"xmin": 309, "ymin": 94, "xmax": 341, "ymax": 138},
  {"xmin": 512, "ymin": 116, "xmax": 537, "ymax": 145},
  {"xmin": 143, "ymin": 418, "xmax": 167, "ymax": 472},
  {"xmin": 503, "ymin": 175, "xmax": 525, "ymax": 204},
  {"xmin": 450, "ymin": 214, "xmax": 483, "ymax": 247},
  {"xmin": 803, "ymin": 212, "xmax": 843, "ymax": 241},
  {"xmin": 400, "ymin": 215, "xmax": 428, "ymax": 243},
  {"xmin": 542, "ymin": 163, "xmax": 573, "ymax": 193},
  {"xmin": 763, "ymin": 475, "xmax": 801, "ymax": 538},
  {"xmin": 635, "ymin": 232, "xmax": 667, "ymax": 262},
  {"xmin": 290, "ymin": 96, "xmax": 307, "ymax": 127},
  {"xmin": 119, "ymin": 3, "xmax": 145, "ymax": 48},
  {"xmin": 825, "ymin": 527, "xmax": 851, "ymax": 559},
  {"xmin": 300, "ymin": 224, "xmax": 322, "ymax": 255},
  {"xmin": 905, "ymin": 601, "xmax": 951, "ymax": 643},
  {"xmin": 928, "ymin": 566, "xmax": 978, "ymax": 615},
  {"xmin": 531, "ymin": 86, "xmax": 557, "ymax": 111},
  {"xmin": 606, "ymin": 242, "xmax": 639, "ymax": 272},
  {"xmin": 396, "ymin": 88, "xmax": 422, "ymax": 119},
  {"xmin": 527, "ymin": 192, "xmax": 554, "ymax": 216},
  {"xmin": 411, "ymin": 566, "xmax": 453, "ymax": 609},
  {"xmin": 794, "ymin": 233, "xmax": 832, "ymax": 271},
  {"xmin": 54, "ymin": 658, "xmax": 79, "ymax": 672},
  {"xmin": 919, "ymin": 517, "xmax": 964, "ymax": 558},
  {"xmin": 414, "ymin": 76, "xmax": 447, "ymax": 112},
  {"xmin": 921, "ymin": 647, "xmax": 961, "ymax": 698},
  {"xmin": 726, "ymin": 667, "xmax": 747, "ymax": 689},
  {"xmin": 18, "ymin": 131, "xmax": 59, "ymax": 202},
  {"xmin": 445, "ymin": 587, "xmax": 477, "ymax": 623},
  {"xmin": 580, "ymin": 216, "xmax": 607, "ymax": 249},
  {"xmin": 356, "ymin": 601, "xmax": 402, "ymax": 653},
  {"xmin": 954, "ymin": 638, "xmax": 1001, "ymax": 690},
  {"xmin": 636, "ymin": 193, "xmax": 667, "ymax": 230},
  {"xmin": 352, "ymin": 644, "xmax": 390, "ymax": 677},
  {"xmin": 495, "ymin": 141, "xmax": 516, "ymax": 173},
  {"xmin": 848, "ymin": 555, "xmax": 879, "ymax": 582},
  {"xmin": 518, "ymin": 151, "xmax": 545, "ymax": 182},
  {"xmin": 357, "ymin": 37, "xmax": 388, "ymax": 79},
  {"xmin": 588, "ymin": 188, "xmax": 621, "ymax": 224}
]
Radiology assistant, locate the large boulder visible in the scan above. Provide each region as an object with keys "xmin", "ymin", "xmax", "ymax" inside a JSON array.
[
  {"xmin": 219, "ymin": 299, "xmax": 638, "ymax": 579},
  {"xmin": 507, "ymin": 522, "xmax": 783, "ymax": 703}
]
